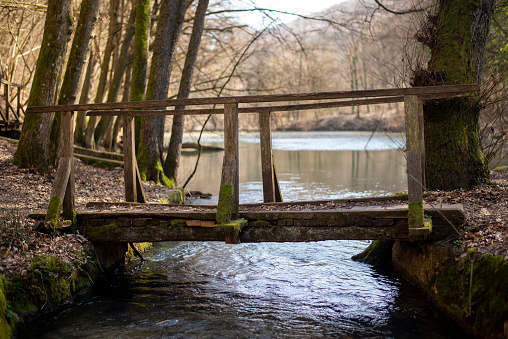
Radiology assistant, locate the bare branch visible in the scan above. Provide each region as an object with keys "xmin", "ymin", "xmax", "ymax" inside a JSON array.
[{"xmin": 373, "ymin": 0, "xmax": 425, "ymax": 15}]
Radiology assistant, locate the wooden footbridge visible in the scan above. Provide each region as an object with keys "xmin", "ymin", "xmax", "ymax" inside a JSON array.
[
  {"xmin": 0, "ymin": 79, "xmax": 25, "ymax": 133},
  {"xmin": 27, "ymin": 85, "xmax": 477, "ymax": 245}
]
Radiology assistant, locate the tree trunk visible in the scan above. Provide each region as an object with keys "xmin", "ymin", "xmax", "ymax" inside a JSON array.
[
  {"xmin": 417, "ymin": 0, "xmax": 494, "ymax": 189},
  {"xmin": 51, "ymin": 0, "xmax": 101, "ymax": 159},
  {"xmin": 111, "ymin": 62, "xmax": 133, "ymax": 150},
  {"xmin": 83, "ymin": 0, "xmax": 121, "ymax": 148},
  {"xmin": 164, "ymin": 0, "xmax": 209, "ymax": 185},
  {"xmin": 13, "ymin": 0, "xmax": 73, "ymax": 172},
  {"xmin": 93, "ymin": 0, "xmax": 137, "ymax": 147},
  {"xmin": 75, "ymin": 50, "xmax": 96, "ymax": 144},
  {"xmin": 129, "ymin": 0, "xmax": 150, "ymax": 100},
  {"xmin": 138, "ymin": 0, "xmax": 188, "ymax": 185}
]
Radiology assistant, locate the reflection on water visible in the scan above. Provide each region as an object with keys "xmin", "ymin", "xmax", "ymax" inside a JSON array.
[
  {"xmin": 18, "ymin": 132, "xmax": 469, "ymax": 338},
  {"xmin": 19, "ymin": 241, "xmax": 468, "ymax": 338},
  {"xmin": 179, "ymin": 131, "xmax": 407, "ymax": 203}
]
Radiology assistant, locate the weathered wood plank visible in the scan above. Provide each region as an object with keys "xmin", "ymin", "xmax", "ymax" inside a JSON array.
[
  {"xmin": 273, "ymin": 158, "xmax": 283, "ymax": 202},
  {"xmin": 135, "ymin": 163, "xmax": 146, "ymax": 203},
  {"xmin": 61, "ymin": 111, "xmax": 75, "ymax": 220},
  {"xmin": 0, "ymin": 79, "xmax": 26, "ymax": 88},
  {"xmin": 217, "ymin": 103, "xmax": 239, "ymax": 223},
  {"xmin": 84, "ymin": 92, "xmax": 477, "ymax": 118},
  {"xmin": 123, "ymin": 116, "xmax": 137, "ymax": 202},
  {"xmin": 405, "ymin": 95, "xmax": 425, "ymax": 236},
  {"xmin": 78, "ymin": 210, "xmax": 218, "ymax": 221},
  {"xmin": 259, "ymin": 112, "xmax": 275, "ymax": 203},
  {"xmin": 27, "ymin": 85, "xmax": 479, "ymax": 113}
]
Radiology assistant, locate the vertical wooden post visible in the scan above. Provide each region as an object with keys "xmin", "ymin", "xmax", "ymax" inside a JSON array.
[
  {"xmin": 405, "ymin": 95, "xmax": 426, "ymax": 239},
  {"xmin": 4, "ymin": 83, "xmax": 9, "ymax": 122},
  {"xmin": 259, "ymin": 112, "xmax": 275, "ymax": 203},
  {"xmin": 273, "ymin": 159, "xmax": 282, "ymax": 202},
  {"xmin": 123, "ymin": 116, "xmax": 137, "ymax": 202},
  {"xmin": 46, "ymin": 111, "xmax": 74, "ymax": 224},
  {"xmin": 62, "ymin": 111, "xmax": 75, "ymax": 220},
  {"xmin": 16, "ymin": 87, "xmax": 21, "ymax": 121},
  {"xmin": 216, "ymin": 103, "xmax": 239, "ymax": 224},
  {"xmin": 417, "ymin": 96, "xmax": 426, "ymax": 188}
]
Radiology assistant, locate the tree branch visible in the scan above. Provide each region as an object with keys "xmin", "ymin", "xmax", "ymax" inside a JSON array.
[{"xmin": 373, "ymin": 0, "xmax": 425, "ymax": 15}]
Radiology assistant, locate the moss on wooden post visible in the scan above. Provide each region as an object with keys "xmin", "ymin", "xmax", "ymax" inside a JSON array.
[
  {"xmin": 216, "ymin": 219, "xmax": 247, "ymax": 244},
  {"xmin": 408, "ymin": 200, "xmax": 424, "ymax": 229},
  {"xmin": 216, "ymin": 184, "xmax": 234, "ymax": 224},
  {"xmin": 46, "ymin": 196, "xmax": 62, "ymax": 225}
]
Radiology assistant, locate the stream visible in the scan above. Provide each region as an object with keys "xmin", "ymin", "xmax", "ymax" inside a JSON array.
[{"xmin": 18, "ymin": 131, "xmax": 470, "ymax": 338}]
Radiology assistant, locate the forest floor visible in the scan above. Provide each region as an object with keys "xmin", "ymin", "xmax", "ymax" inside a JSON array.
[{"xmin": 0, "ymin": 137, "xmax": 507, "ymax": 279}]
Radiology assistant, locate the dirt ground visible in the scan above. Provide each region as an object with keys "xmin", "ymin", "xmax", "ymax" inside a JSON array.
[{"xmin": 0, "ymin": 137, "xmax": 507, "ymax": 278}]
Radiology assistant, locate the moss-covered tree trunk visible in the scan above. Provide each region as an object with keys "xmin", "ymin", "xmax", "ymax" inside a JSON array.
[
  {"xmin": 138, "ymin": 0, "xmax": 188, "ymax": 185},
  {"xmin": 129, "ymin": 0, "xmax": 150, "ymax": 105},
  {"xmin": 164, "ymin": 0, "xmax": 209, "ymax": 185},
  {"xmin": 74, "ymin": 50, "xmax": 96, "ymax": 144},
  {"xmin": 93, "ymin": 0, "xmax": 137, "ymax": 147},
  {"xmin": 83, "ymin": 0, "xmax": 121, "ymax": 148},
  {"xmin": 50, "ymin": 0, "xmax": 101, "ymax": 159},
  {"xmin": 415, "ymin": 0, "xmax": 494, "ymax": 189},
  {"xmin": 111, "ymin": 62, "xmax": 133, "ymax": 150},
  {"xmin": 13, "ymin": 0, "xmax": 73, "ymax": 172}
]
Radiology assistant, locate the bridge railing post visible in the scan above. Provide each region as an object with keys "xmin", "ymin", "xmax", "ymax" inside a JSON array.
[
  {"xmin": 123, "ymin": 115, "xmax": 146, "ymax": 203},
  {"xmin": 62, "ymin": 111, "xmax": 75, "ymax": 221},
  {"xmin": 217, "ymin": 103, "xmax": 239, "ymax": 224},
  {"xmin": 259, "ymin": 111, "xmax": 282, "ymax": 203},
  {"xmin": 404, "ymin": 95, "xmax": 428, "ymax": 240},
  {"xmin": 4, "ymin": 83, "xmax": 9, "ymax": 122},
  {"xmin": 46, "ymin": 111, "xmax": 75, "ymax": 226}
]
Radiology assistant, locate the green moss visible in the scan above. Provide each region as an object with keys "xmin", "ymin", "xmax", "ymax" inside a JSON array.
[
  {"xmin": 422, "ymin": 0, "xmax": 490, "ymax": 189},
  {"xmin": 408, "ymin": 200, "xmax": 424, "ymax": 228},
  {"xmin": 391, "ymin": 193, "xmax": 408, "ymax": 200},
  {"xmin": 170, "ymin": 219, "xmax": 186, "ymax": 228},
  {"xmin": 46, "ymin": 196, "xmax": 62, "ymax": 223},
  {"xmin": 126, "ymin": 242, "xmax": 152, "ymax": 260},
  {"xmin": 351, "ymin": 240, "xmax": 394, "ymax": 266},
  {"xmin": 82, "ymin": 222, "xmax": 122, "ymax": 239},
  {"xmin": 252, "ymin": 220, "xmax": 271, "ymax": 227},
  {"xmin": 216, "ymin": 219, "xmax": 247, "ymax": 244},
  {"xmin": 3, "ymin": 246, "xmax": 99, "ymax": 335},
  {"xmin": 216, "ymin": 184, "xmax": 234, "ymax": 224},
  {"xmin": 137, "ymin": 148, "xmax": 174, "ymax": 187},
  {"xmin": 0, "ymin": 276, "xmax": 16, "ymax": 339},
  {"xmin": 433, "ymin": 251, "xmax": 508, "ymax": 337},
  {"xmin": 161, "ymin": 188, "xmax": 184, "ymax": 204},
  {"xmin": 153, "ymin": 160, "xmax": 174, "ymax": 187}
]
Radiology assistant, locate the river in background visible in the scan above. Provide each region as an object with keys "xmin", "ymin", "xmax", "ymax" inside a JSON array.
[
  {"xmin": 179, "ymin": 131, "xmax": 408, "ymax": 203},
  {"xmin": 18, "ymin": 131, "xmax": 471, "ymax": 338}
]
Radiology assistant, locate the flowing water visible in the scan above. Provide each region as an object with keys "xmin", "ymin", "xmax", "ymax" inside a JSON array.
[{"xmin": 18, "ymin": 132, "xmax": 470, "ymax": 338}]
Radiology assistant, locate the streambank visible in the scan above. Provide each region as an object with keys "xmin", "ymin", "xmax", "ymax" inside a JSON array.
[
  {"xmin": 354, "ymin": 239, "xmax": 508, "ymax": 338},
  {"xmin": 393, "ymin": 241, "xmax": 508, "ymax": 338},
  {"xmin": 0, "ymin": 239, "xmax": 100, "ymax": 339}
]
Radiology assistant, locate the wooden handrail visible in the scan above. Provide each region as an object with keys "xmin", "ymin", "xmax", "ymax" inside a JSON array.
[
  {"xmin": 84, "ymin": 91, "xmax": 477, "ymax": 117},
  {"xmin": 43, "ymin": 84, "xmax": 479, "ymax": 242},
  {"xmin": 1, "ymin": 79, "xmax": 26, "ymax": 88},
  {"xmin": 27, "ymin": 84, "xmax": 479, "ymax": 114}
]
